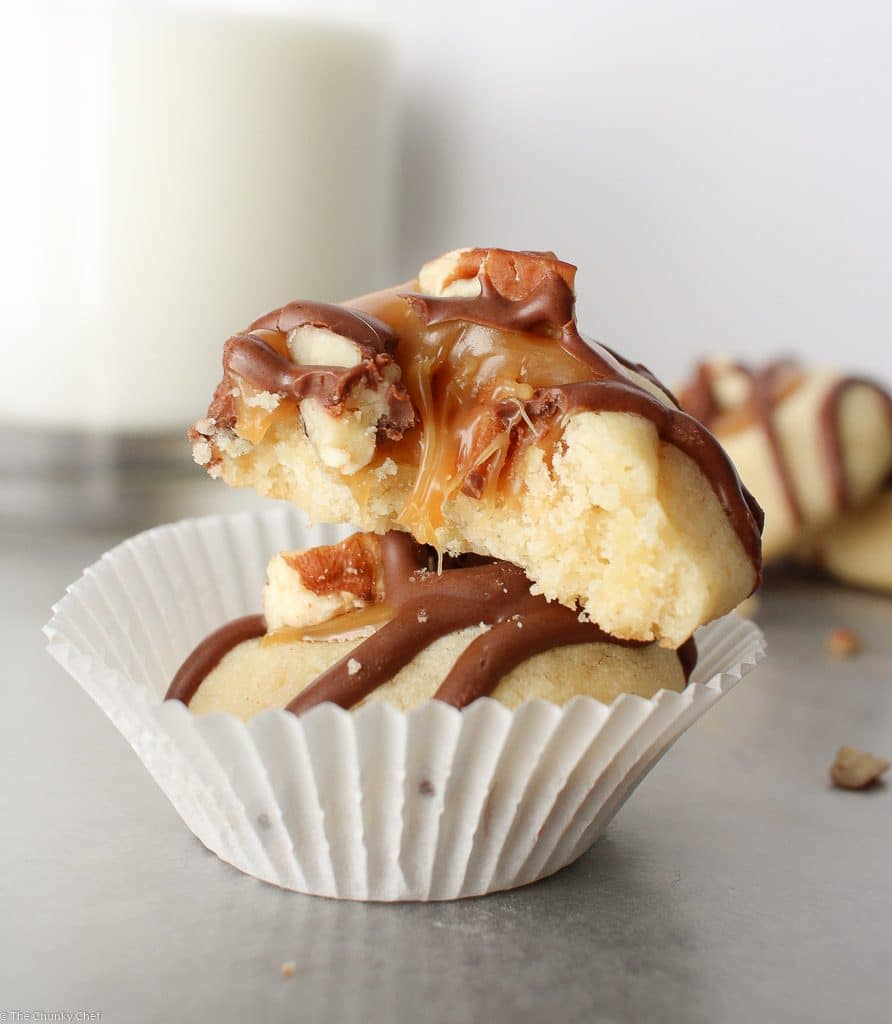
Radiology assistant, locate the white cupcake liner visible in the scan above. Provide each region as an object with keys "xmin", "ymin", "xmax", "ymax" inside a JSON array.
[{"xmin": 45, "ymin": 507, "xmax": 765, "ymax": 901}]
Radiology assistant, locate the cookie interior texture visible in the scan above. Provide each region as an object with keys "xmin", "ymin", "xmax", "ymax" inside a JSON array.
[
  {"xmin": 190, "ymin": 248, "xmax": 762, "ymax": 648},
  {"xmin": 190, "ymin": 627, "xmax": 686, "ymax": 721}
]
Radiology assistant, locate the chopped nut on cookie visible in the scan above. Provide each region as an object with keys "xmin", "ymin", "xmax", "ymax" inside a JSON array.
[{"xmin": 263, "ymin": 534, "xmax": 383, "ymax": 631}]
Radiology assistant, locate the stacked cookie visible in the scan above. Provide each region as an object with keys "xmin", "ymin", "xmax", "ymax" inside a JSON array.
[
  {"xmin": 171, "ymin": 248, "xmax": 763, "ymax": 718},
  {"xmin": 677, "ymin": 359, "xmax": 892, "ymax": 593}
]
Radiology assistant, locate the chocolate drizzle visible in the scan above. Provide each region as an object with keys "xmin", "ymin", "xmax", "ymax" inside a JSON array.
[
  {"xmin": 407, "ymin": 263, "xmax": 575, "ymax": 338},
  {"xmin": 167, "ymin": 614, "xmax": 267, "ymax": 706},
  {"xmin": 749, "ymin": 363, "xmax": 804, "ymax": 524},
  {"xmin": 226, "ymin": 335, "xmax": 375, "ymax": 410},
  {"xmin": 818, "ymin": 377, "xmax": 892, "ymax": 509},
  {"xmin": 165, "ymin": 533, "xmax": 697, "ymax": 715},
  {"xmin": 249, "ymin": 300, "xmax": 400, "ymax": 350},
  {"xmin": 202, "ymin": 300, "xmax": 415, "ymax": 437}
]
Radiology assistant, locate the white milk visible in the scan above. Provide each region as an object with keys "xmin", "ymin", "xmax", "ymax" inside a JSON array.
[{"xmin": 0, "ymin": 5, "xmax": 397, "ymax": 432}]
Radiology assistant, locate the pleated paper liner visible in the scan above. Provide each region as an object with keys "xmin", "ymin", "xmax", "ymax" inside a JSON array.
[{"xmin": 45, "ymin": 507, "xmax": 765, "ymax": 901}]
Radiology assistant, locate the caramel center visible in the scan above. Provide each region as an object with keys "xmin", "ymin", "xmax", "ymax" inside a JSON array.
[{"xmin": 348, "ymin": 286, "xmax": 593, "ymax": 544}]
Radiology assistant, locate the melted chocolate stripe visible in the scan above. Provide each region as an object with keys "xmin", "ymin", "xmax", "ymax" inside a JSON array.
[
  {"xmin": 407, "ymin": 270, "xmax": 575, "ymax": 337},
  {"xmin": 818, "ymin": 377, "xmax": 892, "ymax": 509},
  {"xmin": 749, "ymin": 364, "xmax": 804, "ymax": 525},
  {"xmin": 818, "ymin": 381, "xmax": 848, "ymax": 509},
  {"xmin": 284, "ymin": 597, "xmax": 479, "ymax": 713},
  {"xmin": 167, "ymin": 614, "xmax": 266, "ymax": 706},
  {"xmin": 679, "ymin": 363, "xmax": 720, "ymax": 425},
  {"xmin": 225, "ymin": 333, "xmax": 415, "ymax": 431},
  {"xmin": 227, "ymin": 334, "xmax": 371, "ymax": 408},
  {"xmin": 249, "ymin": 300, "xmax": 398, "ymax": 354},
  {"xmin": 433, "ymin": 605, "xmax": 617, "ymax": 707}
]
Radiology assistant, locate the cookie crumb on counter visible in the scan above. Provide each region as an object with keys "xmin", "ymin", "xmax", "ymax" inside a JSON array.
[
  {"xmin": 830, "ymin": 745, "xmax": 889, "ymax": 790},
  {"xmin": 280, "ymin": 961, "xmax": 296, "ymax": 979},
  {"xmin": 825, "ymin": 628, "xmax": 861, "ymax": 658}
]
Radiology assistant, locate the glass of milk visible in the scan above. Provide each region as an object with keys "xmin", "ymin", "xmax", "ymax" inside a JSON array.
[{"xmin": 0, "ymin": 1, "xmax": 397, "ymax": 527}]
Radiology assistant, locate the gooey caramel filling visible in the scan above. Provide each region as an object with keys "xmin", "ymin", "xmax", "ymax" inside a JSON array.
[
  {"xmin": 261, "ymin": 603, "xmax": 395, "ymax": 645},
  {"xmin": 347, "ymin": 284, "xmax": 594, "ymax": 544}
]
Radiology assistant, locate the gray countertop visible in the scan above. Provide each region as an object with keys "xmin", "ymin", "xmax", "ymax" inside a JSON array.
[{"xmin": 2, "ymin": 523, "xmax": 890, "ymax": 1024}]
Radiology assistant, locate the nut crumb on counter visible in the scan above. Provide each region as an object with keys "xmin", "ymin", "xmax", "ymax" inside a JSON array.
[
  {"xmin": 825, "ymin": 628, "xmax": 861, "ymax": 658},
  {"xmin": 830, "ymin": 745, "xmax": 889, "ymax": 790}
]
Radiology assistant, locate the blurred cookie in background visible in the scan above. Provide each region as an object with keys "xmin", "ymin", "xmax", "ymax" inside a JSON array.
[{"xmin": 676, "ymin": 360, "xmax": 892, "ymax": 574}]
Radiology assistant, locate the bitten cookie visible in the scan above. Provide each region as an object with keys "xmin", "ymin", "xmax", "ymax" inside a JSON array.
[
  {"xmin": 168, "ymin": 532, "xmax": 695, "ymax": 719},
  {"xmin": 677, "ymin": 359, "xmax": 892, "ymax": 563},
  {"xmin": 189, "ymin": 248, "xmax": 762, "ymax": 648}
]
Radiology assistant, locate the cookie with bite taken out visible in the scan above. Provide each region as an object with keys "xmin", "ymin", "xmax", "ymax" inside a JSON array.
[{"xmin": 189, "ymin": 248, "xmax": 762, "ymax": 649}]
